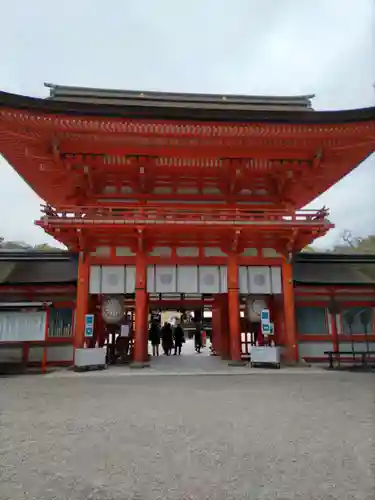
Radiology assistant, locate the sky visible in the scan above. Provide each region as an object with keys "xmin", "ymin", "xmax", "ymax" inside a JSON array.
[{"xmin": 0, "ymin": 0, "xmax": 374, "ymax": 249}]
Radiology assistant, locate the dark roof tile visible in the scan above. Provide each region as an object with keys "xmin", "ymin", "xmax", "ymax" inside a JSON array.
[
  {"xmin": 293, "ymin": 262, "xmax": 375, "ymax": 285},
  {"xmin": 0, "ymin": 260, "xmax": 77, "ymax": 284}
]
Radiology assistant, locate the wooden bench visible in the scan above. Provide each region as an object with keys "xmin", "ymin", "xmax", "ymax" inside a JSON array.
[{"xmin": 324, "ymin": 350, "xmax": 375, "ymax": 369}]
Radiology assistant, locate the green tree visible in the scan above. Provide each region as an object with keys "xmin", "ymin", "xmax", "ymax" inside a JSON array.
[
  {"xmin": 331, "ymin": 231, "xmax": 375, "ymax": 254},
  {"xmin": 33, "ymin": 243, "xmax": 60, "ymax": 251},
  {"xmin": 301, "ymin": 245, "xmax": 316, "ymax": 253}
]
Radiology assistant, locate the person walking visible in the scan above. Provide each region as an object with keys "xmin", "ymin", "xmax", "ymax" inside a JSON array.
[
  {"xmin": 194, "ymin": 322, "xmax": 203, "ymax": 353},
  {"xmin": 149, "ymin": 321, "xmax": 160, "ymax": 356},
  {"xmin": 173, "ymin": 323, "xmax": 185, "ymax": 356}
]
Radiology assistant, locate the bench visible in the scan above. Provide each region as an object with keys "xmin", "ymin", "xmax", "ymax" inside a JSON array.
[{"xmin": 324, "ymin": 350, "xmax": 375, "ymax": 369}]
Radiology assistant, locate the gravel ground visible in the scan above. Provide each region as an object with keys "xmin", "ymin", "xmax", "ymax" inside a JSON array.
[{"xmin": 0, "ymin": 371, "xmax": 374, "ymax": 500}]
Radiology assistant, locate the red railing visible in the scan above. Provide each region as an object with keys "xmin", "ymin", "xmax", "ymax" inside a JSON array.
[{"xmin": 38, "ymin": 204, "xmax": 331, "ymax": 226}]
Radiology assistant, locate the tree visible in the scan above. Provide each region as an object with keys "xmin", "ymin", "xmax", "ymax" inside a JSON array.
[
  {"xmin": 33, "ymin": 243, "xmax": 60, "ymax": 251},
  {"xmin": 301, "ymin": 245, "xmax": 316, "ymax": 253},
  {"xmin": 0, "ymin": 239, "xmax": 32, "ymax": 250},
  {"xmin": 331, "ymin": 231, "xmax": 375, "ymax": 255},
  {"xmin": 0, "ymin": 237, "xmax": 59, "ymax": 251}
]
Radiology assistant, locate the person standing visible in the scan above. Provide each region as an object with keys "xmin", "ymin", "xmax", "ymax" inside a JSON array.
[
  {"xmin": 173, "ymin": 324, "xmax": 185, "ymax": 356},
  {"xmin": 149, "ymin": 321, "xmax": 161, "ymax": 356},
  {"xmin": 161, "ymin": 322, "xmax": 173, "ymax": 355}
]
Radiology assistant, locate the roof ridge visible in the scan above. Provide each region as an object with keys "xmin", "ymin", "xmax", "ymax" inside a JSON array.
[{"xmin": 44, "ymin": 83, "xmax": 316, "ymax": 102}]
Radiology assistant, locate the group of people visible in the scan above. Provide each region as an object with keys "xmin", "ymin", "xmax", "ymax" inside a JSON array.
[
  {"xmin": 149, "ymin": 321, "xmax": 205, "ymax": 356},
  {"xmin": 149, "ymin": 321, "xmax": 186, "ymax": 356}
]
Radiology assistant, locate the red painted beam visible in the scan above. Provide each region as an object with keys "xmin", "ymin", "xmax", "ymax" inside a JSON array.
[{"xmin": 59, "ymin": 141, "xmax": 314, "ymax": 161}]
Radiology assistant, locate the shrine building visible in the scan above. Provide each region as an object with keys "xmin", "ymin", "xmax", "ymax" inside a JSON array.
[{"xmin": 0, "ymin": 84, "xmax": 374, "ymax": 369}]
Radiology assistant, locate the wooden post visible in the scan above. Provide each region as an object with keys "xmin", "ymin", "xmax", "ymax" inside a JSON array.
[
  {"xmin": 227, "ymin": 253, "xmax": 242, "ymax": 364},
  {"xmin": 74, "ymin": 252, "xmax": 89, "ymax": 349},
  {"xmin": 281, "ymin": 258, "xmax": 298, "ymax": 363},
  {"xmin": 132, "ymin": 253, "xmax": 149, "ymax": 367}
]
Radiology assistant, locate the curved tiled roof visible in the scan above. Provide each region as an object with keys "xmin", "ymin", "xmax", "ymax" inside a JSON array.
[{"xmin": 1, "ymin": 89, "xmax": 374, "ymax": 123}]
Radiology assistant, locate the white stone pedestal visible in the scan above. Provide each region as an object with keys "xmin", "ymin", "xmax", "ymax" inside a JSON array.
[{"xmin": 74, "ymin": 348, "xmax": 107, "ymax": 372}]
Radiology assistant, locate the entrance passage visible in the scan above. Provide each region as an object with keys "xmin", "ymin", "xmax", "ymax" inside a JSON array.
[
  {"xmin": 148, "ymin": 336, "xmax": 227, "ymax": 373},
  {"xmin": 148, "ymin": 306, "xmax": 213, "ymax": 363}
]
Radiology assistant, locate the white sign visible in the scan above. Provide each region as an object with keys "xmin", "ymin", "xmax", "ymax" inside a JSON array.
[
  {"xmin": 121, "ymin": 324, "xmax": 130, "ymax": 337},
  {"xmin": 0, "ymin": 311, "xmax": 46, "ymax": 342}
]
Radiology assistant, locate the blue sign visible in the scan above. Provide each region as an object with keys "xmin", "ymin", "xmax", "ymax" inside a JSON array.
[
  {"xmin": 84, "ymin": 314, "xmax": 94, "ymax": 338},
  {"xmin": 260, "ymin": 309, "xmax": 270, "ymax": 323},
  {"xmin": 261, "ymin": 322, "xmax": 274, "ymax": 336},
  {"xmin": 261, "ymin": 323, "xmax": 271, "ymax": 334}
]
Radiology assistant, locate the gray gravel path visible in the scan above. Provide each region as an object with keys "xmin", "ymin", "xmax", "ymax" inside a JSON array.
[{"xmin": 0, "ymin": 371, "xmax": 374, "ymax": 500}]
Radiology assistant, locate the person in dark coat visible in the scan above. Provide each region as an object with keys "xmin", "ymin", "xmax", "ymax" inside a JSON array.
[
  {"xmin": 149, "ymin": 321, "xmax": 161, "ymax": 356},
  {"xmin": 161, "ymin": 322, "xmax": 173, "ymax": 355},
  {"xmin": 173, "ymin": 324, "xmax": 185, "ymax": 356},
  {"xmin": 194, "ymin": 322, "xmax": 203, "ymax": 353}
]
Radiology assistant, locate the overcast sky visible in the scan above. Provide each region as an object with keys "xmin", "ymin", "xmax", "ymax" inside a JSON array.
[{"xmin": 0, "ymin": 0, "xmax": 374, "ymax": 249}]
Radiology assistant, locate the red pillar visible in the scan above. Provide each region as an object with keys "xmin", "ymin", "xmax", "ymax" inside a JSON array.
[
  {"xmin": 132, "ymin": 253, "xmax": 149, "ymax": 366},
  {"xmin": 74, "ymin": 252, "xmax": 89, "ymax": 349},
  {"xmin": 281, "ymin": 258, "xmax": 298, "ymax": 363},
  {"xmin": 228, "ymin": 254, "xmax": 242, "ymax": 364},
  {"xmin": 211, "ymin": 296, "xmax": 221, "ymax": 355},
  {"xmin": 220, "ymin": 294, "xmax": 231, "ymax": 360},
  {"xmin": 143, "ymin": 294, "xmax": 150, "ymax": 361},
  {"xmin": 330, "ymin": 296, "xmax": 339, "ymax": 352}
]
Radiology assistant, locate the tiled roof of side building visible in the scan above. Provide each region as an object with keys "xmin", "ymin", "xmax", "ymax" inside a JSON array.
[
  {"xmin": 293, "ymin": 262, "xmax": 375, "ymax": 285},
  {"xmin": 0, "ymin": 251, "xmax": 77, "ymax": 285},
  {"xmin": 294, "ymin": 253, "xmax": 375, "ymax": 286},
  {"xmin": 0, "ymin": 250, "xmax": 374, "ymax": 287}
]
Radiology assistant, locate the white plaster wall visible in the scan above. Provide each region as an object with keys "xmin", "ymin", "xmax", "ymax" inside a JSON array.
[
  {"xmin": 29, "ymin": 345, "xmax": 74, "ymax": 363},
  {"xmin": 336, "ymin": 342, "xmax": 375, "ymax": 352},
  {"xmin": 47, "ymin": 345, "xmax": 74, "ymax": 362},
  {"xmin": 298, "ymin": 342, "xmax": 333, "ymax": 359},
  {"xmin": 0, "ymin": 347, "xmax": 23, "ymax": 362},
  {"xmin": 28, "ymin": 346, "xmax": 43, "ymax": 362}
]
